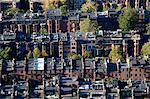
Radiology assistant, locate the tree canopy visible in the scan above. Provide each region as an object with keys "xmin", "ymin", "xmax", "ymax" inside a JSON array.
[
  {"xmin": 81, "ymin": 0, "xmax": 98, "ymax": 12},
  {"xmin": 83, "ymin": 51, "xmax": 91, "ymax": 58},
  {"xmin": 33, "ymin": 47, "xmax": 41, "ymax": 58},
  {"xmin": 118, "ymin": 7, "xmax": 138, "ymax": 31},
  {"xmin": 109, "ymin": 45, "xmax": 123, "ymax": 62},
  {"xmin": 43, "ymin": 0, "xmax": 68, "ymax": 15},
  {"xmin": 48, "ymin": 0, "xmax": 66, "ymax": 8},
  {"xmin": 141, "ymin": 41, "xmax": 150, "ymax": 57},
  {"xmin": 147, "ymin": 6, "xmax": 150, "ymax": 10},
  {"xmin": 145, "ymin": 23, "xmax": 150, "ymax": 34},
  {"xmin": 40, "ymin": 28, "xmax": 48, "ymax": 34},
  {"xmin": 80, "ymin": 18, "xmax": 99, "ymax": 32},
  {"xmin": 42, "ymin": 48, "xmax": 49, "ymax": 57},
  {"xmin": 102, "ymin": 5, "xmax": 107, "ymax": 12},
  {"xmin": 68, "ymin": 53, "xmax": 82, "ymax": 60},
  {"xmin": 5, "ymin": 8, "xmax": 23, "ymax": 14},
  {"xmin": 0, "ymin": 47, "xmax": 11, "ymax": 59}
]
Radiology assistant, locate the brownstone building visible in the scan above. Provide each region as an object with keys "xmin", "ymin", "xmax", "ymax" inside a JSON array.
[{"xmin": 110, "ymin": 66, "xmax": 147, "ymax": 81}]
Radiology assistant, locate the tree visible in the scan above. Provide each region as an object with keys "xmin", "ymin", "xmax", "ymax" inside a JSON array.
[
  {"xmin": 80, "ymin": 18, "xmax": 99, "ymax": 32},
  {"xmin": 109, "ymin": 45, "xmax": 123, "ymax": 62},
  {"xmin": 104, "ymin": 77, "xmax": 114, "ymax": 84},
  {"xmin": 44, "ymin": 0, "xmax": 68, "ymax": 15},
  {"xmin": 5, "ymin": 8, "xmax": 23, "ymax": 14},
  {"xmin": 42, "ymin": 50, "xmax": 49, "ymax": 57},
  {"xmin": 118, "ymin": 7, "xmax": 138, "ymax": 31},
  {"xmin": 81, "ymin": 0, "xmax": 98, "ymax": 12},
  {"xmin": 145, "ymin": 23, "xmax": 150, "ymax": 34},
  {"xmin": 0, "ymin": 47, "xmax": 11, "ymax": 59},
  {"xmin": 43, "ymin": 0, "xmax": 67, "ymax": 13},
  {"xmin": 83, "ymin": 51, "xmax": 91, "ymax": 58},
  {"xmin": 147, "ymin": 6, "xmax": 150, "ymax": 10},
  {"xmin": 40, "ymin": 28, "xmax": 48, "ymax": 34},
  {"xmin": 141, "ymin": 41, "xmax": 150, "ymax": 56},
  {"xmin": 60, "ymin": 5, "xmax": 68, "ymax": 15},
  {"xmin": 68, "ymin": 53, "xmax": 82, "ymax": 59},
  {"xmin": 33, "ymin": 47, "xmax": 41, "ymax": 58},
  {"xmin": 102, "ymin": 5, "xmax": 107, "ymax": 12}
]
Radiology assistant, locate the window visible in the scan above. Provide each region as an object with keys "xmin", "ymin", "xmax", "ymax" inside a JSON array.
[
  {"xmin": 127, "ymin": 74, "xmax": 128, "ymax": 77},
  {"xmin": 115, "ymin": 74, "xmax": 117, "ymax": 76},
  {"xmin": 72, "ymin": 43, "xmax": 75, "ymax": 45},
  {"xmin": 72, "ymin": 47, "xmax": 75, "ymax": 49}
]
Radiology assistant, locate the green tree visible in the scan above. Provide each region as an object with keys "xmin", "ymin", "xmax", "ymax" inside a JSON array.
[
  {"xmin": 118, "ymin": 7, "xmax": 138, "ymax": 31},
  {"xmin": 60, "ymin": 5, "xmax": 68, "ymax": 15},
  {"xmin": 80, "ymin": 18, "xmax": 99, "ymax": 32},
  {"xmin": 83, "ymin": 51, "xmax": 91, "ymax": 58},
  {"xmin": 141, "ymin": 41, "xmax": 150, "ymax": 56},
  {"xmin": 47, "ymin": 0, "xmax": 67, "ymax": 15},
  {"xmin": 145, "ymin": 23, "xmax": 150, "ymax": 34},
  {"xmin": 59, "ymin": 0, "xmax": 68, "ymax": 15},
  {"xmin": 0, "ymin": 47, "xmax": 11, "ymax": 59},
  {"xmin": 5, "ymin": 8, "xmax": 23, "ymax": 14},
  {"xmin": 42, "ymin": 50, "xmax": 49, "ymax": 57},
  {"xmin": 102, "ymin": 5, "xmax": 107, "ymax": 12},
  {"xmin": 68, "ymin": 53, "xmax": 82, "ymax": 59},
  {"xmin": 33, "ymin": 47, "xmax": 41, "ymax": 58},
  {"xmin": 109, "ymin": 45, "xmax": 123, "ymax": 62},
  {"xmin": 104, "ymin": 77, "xmax": 114, "ymax": 84},
  {"xmin": 40, "ymin": 28, "xmax": 48, "ymax": 34},
  {"xmin": 49, "ymin": 5, "xmax": 56, "ymax": 9},
  {"xmin": 81, "ymin": 0, "xmax": 98, "ymax": 12},
  {"xmin": 147, "ymin": 6, "xmax": 150, "ymax": 10}
]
